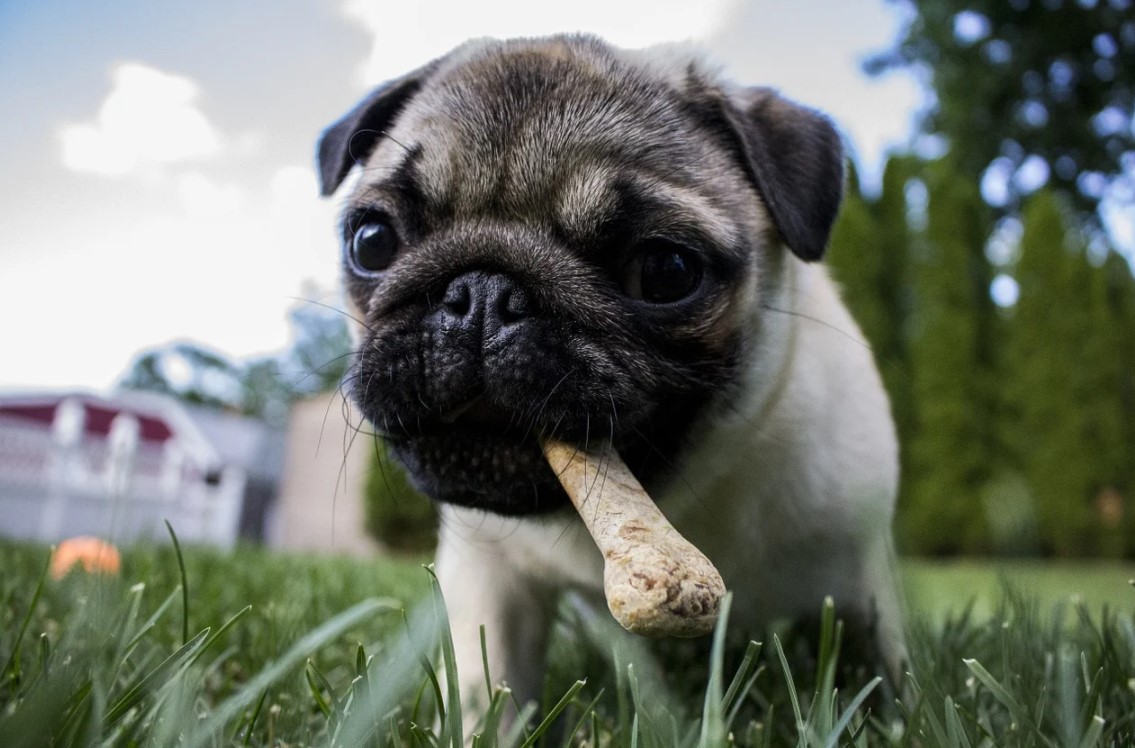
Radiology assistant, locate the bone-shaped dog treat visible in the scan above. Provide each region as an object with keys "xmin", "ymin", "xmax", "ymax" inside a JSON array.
[{"xmin": 541, "ymin": 439, "xmax": 725, "ymax": 637}]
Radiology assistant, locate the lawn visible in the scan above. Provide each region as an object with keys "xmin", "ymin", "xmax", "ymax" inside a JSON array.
[
  {"xmin": 901, "ymin": 558, "xmax": 1135, "ymax": 621},
  {"xmin": 1, "ymin": 538, "xmax": 1133, "ymax": 747}
]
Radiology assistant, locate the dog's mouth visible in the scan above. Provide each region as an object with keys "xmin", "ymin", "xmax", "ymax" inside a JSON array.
[
  {"xmin": 369, "ymin": 389, "xmax": 706, "ymax": 517},
  {"xmin": 381, "ymin": 398, "xmax": 576, "ymax": 515},
  {"xmin": 437, "ymin": 395, "xmax": 517, "ymax": 429}
]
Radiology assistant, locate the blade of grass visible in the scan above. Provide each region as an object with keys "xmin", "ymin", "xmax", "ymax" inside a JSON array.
[
  {"xmin": 1078, "ymin": 663, "xmax": 1103, "ymax": 733},
  {"xmin": 822, "ymin": 676, "xmax": 881, "ymax": 748},
  {"xmin": 723, "ymin": 640, "xmax": 762, "ymax": 717},
  {"xmin": 190, "ymin": 605, "xmax": 252, "ymax": 667},
  {"xmin": 81, "ymin": 673, "xmax": 108, "ymax": 748},
  {"xmin": 308, "ymin": 658, "xmax": 343, "ymax": 717},
  {"xmin": 501, "ymin": 702, "xmax": 538, "ymax": 748},
  {"xmin": 335, "ymin": 608, "xmax": 442, "ymax": 748},
  {"xmin": 37, "ymin": 633, "xmax": 50, "ymax": 680},
  {"xmin": 306, "ymin": 661, "xmax": 335, "ymax": 718},
  {"xmin": 53, "ymin": 679, "xmax": 94, "ymax": 748},
  {"xmin": 404, "ymin": 608, "xmax": 446, "ymax": 728},
  {"xmin": 815, "ymin": 596, "xmax": 839, "ymax": 698},
  {"xmin": 357, "ymin": 642, "xmax": 370, "ymax": 678},
  {"xmin": 562, "ymin": 688, "xmax": 605, "ymax": 747},
  {"xmin": 104, "ymin": 627, "xmax": 211, "ymax": 727},
  {"xmin": 164, "ymin": 520, "xmax": 190, "ymax": 645},
  {"xmin": 727, "ymin": 665, "xmax": 764, "ymax": 728},
  {"xmin": 409, "ymin": 721, "xmax": 440, "ymax": 747},
  {"xmin": 425, "ymin": 565, "xmax": 463, "ymax": 748},
  {"xmin": 699, "ymin": 592, "xmax": 733, "ymax": 748},
  {"xmin": 964, "ymin": 658, "xmax": 1025, "ymax": 723},
  {"xmin": 773, "ymin": 634, "xmax": 805, "ymax": 735},
  {"xmin": 240, "ymin": 689, "xmax": 269, "ymax": 746},
  {"xmin": 185, "ymin": 596, "xmax": 399, "ymax": 748},
  {"xmin": 120, "ymin": 585, "xmax": 181, "ymax": 659},
  {"xmin": 475, "ymin": 685, "xmax": 513, "ymax": 748},
  {"xmin": 1, "ymin": 549, "xmax": 50, "ymax": 685},
  {"xmin": 481, "ymin": 624, "xmax": 493, "ymax": 703},
  {"xmin": 108, "ymin": 582, "xmax": 147, "ymax": 682},
  {"xmin": 1077, "ymin": 715, "xmax": 1105, "ymax": 748},
  {"xmin": 519, "ymin": 679, "xmax": 586, "ymax": 748},
  {"xmin": 944, "ymin": 696, "xmax": 974, "ymax": 748}
]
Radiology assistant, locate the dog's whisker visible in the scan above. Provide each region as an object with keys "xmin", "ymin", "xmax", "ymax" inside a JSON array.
[
  {"xmin": 286, "ymin": 296, "xmax": 373, "ymax": 333},
  {"xmin": 758, "ymin": 303, "xmax": 871, "ymax": 349},
  {"xmin": 628, "ymin": 423, "xmax": 707, "ymax": 513},
  {"xmin": 380, "ymin": 129, "xmax": 412, "ymax": 154}
]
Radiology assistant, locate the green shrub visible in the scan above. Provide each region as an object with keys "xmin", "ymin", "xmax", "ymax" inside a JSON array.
[{"xmin": 363, "ymin": 441, "xmax": 438, "ymax": 553}]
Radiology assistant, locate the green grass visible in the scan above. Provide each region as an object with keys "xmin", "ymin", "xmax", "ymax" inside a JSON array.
[
  {"xmin": 2, "ymin": 539, "xmax": 1134, "ymax": 747},
  {"xmin": 902, "ymin": 559, "xmax": 1135, "ymax": 621}
]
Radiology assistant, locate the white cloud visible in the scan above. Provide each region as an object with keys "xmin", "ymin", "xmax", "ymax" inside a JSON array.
[
  {"xmin": 60, "ymin": 63, "xmax": 222, "ymax": 177},
  {"xmin": 342, "ymin": 0, "xmax": 736, "ymax": 85},
  {"xmin": 177, "ymin": 171, "xmax": 245, "ymax": 219},
  {"xmin": 0, "ymin": 164, "xmax": 342, "ymax": 391},
  {"xmin": 269, "ymin": 165, "xmax": 324, "ymax": 217}
]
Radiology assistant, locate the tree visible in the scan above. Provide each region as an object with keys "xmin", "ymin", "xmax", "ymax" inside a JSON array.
[
  {"xmin": 828, "ymin": 163, "xmax": 896, "ymax": 362},
  {"xmin": 869, "ymin": 0, "xmax": 1135, "ymax": 224},
  {"xmin": 363, "ymin": 440, "xmax": 437, "ymax": 553},
  {"xmin": 999, "ymin": 190, "xmax": 1130, "ymax": 555},
  {"xmin": 284, "ymin": 302, "xmax": 354, "ymax": 398},
  {"xmin": 828, "ymin": 157, "xmax": 919, "ymax": 506},
  {"xmin": 866, "ymin": 0, "xmax": 1135, "ymax": 558},
  {"xmin": 1081, "ymin": 255, "xmax": 1132, "ymax": 555},
  {"xmin": 901, "ymin": 161, "xmax": 995, "ymax": 554},
  {"xmin": 118, "ymin": 297, "xmax": 353, "ymax": 424},
  {"xmin": 118, "ymin": 343, "xmax": 244, "ymax": 411},
  {"xmin": 1102, "ymin": 252, "xmax": 1135, "ymax": 485},
  {"xmin": 1102, "ymin": 252, "xmax": 1135, "ymax": 553},
  {"xmin": 240, "ymin": 358, "xmax": 295, "ymax": 426}
]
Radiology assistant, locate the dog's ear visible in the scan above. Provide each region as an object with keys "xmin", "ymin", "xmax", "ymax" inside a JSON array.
[
  {"xmin": 317, "ymin": 65, "xmax": 436, "ymax": 197},
  {"xmin": 719, "ymin": 87, "xmax": 845, "ymax": 262}
]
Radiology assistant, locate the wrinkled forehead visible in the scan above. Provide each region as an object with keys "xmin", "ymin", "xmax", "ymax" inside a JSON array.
[
  {"xmin": 377, "ymin": 45, "xmax": 718, "ymax": 219},
  {"xmin": 350, "ymin": 44, "xmax": 753, "ymax": 253}
]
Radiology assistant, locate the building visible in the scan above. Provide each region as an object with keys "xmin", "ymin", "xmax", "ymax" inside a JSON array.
[
  {"xmin": 0, "ymin": 390, "xmax": 284, "ymax": 547},
  {"xmin": 269, "ymin": 388, "xmax": 376, "ymax": 555}
]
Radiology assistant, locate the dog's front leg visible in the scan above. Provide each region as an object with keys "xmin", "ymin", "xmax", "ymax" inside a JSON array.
[{"xmin": 434, "ymin": 522, "xmax": 553, "ymax": 733}]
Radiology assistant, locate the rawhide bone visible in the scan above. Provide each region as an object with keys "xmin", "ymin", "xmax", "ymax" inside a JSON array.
[{"xmin": 541, "ymin": 439, "xmax": 726, "ymax": 637}]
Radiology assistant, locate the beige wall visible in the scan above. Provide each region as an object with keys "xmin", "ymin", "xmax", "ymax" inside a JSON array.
[{"xmin": 271, "ymin": 390, "xmax": 378, "ymax": 556}]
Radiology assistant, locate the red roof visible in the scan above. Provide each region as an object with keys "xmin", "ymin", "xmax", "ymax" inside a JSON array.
[{"xmin": 0, "ymin": 398, "xmax": 174, "ymax": 443}]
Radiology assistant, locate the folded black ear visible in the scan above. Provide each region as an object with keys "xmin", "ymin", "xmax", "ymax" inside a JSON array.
[
  {"xmin": 316, "ymin": 69, "xmax": 433, "ymax": 197},
  {"xmin": 725, "ymin": 87, "xmax": 845, "ymax": 261}
]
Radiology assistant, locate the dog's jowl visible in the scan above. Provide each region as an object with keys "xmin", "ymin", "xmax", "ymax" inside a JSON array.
[{"xmin": 317, "ymin": 34, "xmax": 905, "ymax": 713}]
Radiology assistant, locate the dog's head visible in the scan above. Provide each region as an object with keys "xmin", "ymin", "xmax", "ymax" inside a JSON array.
[{"xmin": 317, "ymin": 35, "xmax": 844, "ymax": 515}]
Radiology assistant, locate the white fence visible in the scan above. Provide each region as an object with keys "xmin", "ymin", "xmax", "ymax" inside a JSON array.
[{"xmin": 0, "ymin": 413, "xmax": 244, "ymax": 547}]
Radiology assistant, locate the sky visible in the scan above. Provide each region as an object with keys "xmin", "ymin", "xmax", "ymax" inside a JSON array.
[{"xmin": 0, "ymin": 0, "xmax": 924, "ymax": 393}]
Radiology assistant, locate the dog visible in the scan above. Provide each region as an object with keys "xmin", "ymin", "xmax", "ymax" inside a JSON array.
[{"xmin": 317, "ymin": 34, "xmax": 905, "ymax": 714}]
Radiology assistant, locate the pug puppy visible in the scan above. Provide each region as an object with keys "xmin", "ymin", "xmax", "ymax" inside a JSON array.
[{"xmin": 317, "ymin": 34, "xmax": 904, "ymax": 712}]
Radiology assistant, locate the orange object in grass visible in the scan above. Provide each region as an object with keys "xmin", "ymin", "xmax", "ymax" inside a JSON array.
[{"xmin": 50, "ymin": 536, "xmax": 121, "ymax": 579}]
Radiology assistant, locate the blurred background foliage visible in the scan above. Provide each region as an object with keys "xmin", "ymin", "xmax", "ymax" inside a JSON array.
[
  {"xmin": 118, "ymin": 297, "xmax": 354, "ymax": 427},
  {"xmin": 832, "ymin": 0, "xmax": 1135, "ymax": 557},
  {"xmin": 363, "ymin": 442, "xmax": 437, "ymax": 554},
  {"xmin": 118, "ymin": 0, "xmax": 1135, "ymax": 559},
  {"xmin": 866, "ymin": 0, "xmax": 1134, "ymax": 223}
]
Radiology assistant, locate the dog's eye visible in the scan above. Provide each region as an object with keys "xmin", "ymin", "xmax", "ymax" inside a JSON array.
[
  {"xmin": 624, "ymin": 240, "xmax": 703, "ymax": 304},
  {"xmin": 350, "ymin": 220, "xmax": 400, "ymax": 273}
]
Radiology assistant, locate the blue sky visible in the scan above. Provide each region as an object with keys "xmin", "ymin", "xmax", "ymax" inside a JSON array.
[{"xmin": 0, "ymin": 0, "xmax": 923, "ymax": 391}]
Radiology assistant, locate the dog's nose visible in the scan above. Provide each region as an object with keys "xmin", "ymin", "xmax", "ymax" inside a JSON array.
[{"xmin": 441, "ymin": 270, "xmax": 532, "ymax": 339}]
